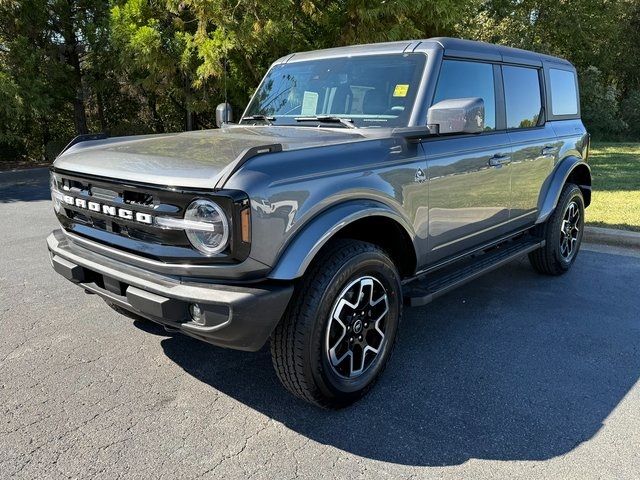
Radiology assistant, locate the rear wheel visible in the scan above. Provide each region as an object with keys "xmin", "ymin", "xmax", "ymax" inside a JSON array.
[
  {"xmin": 270, "ymin": 239, "xmax": 402, "ymax": 408},
  {"xmin": 529, "ymin": 183, "xmax": 585, "ymax": 275}
]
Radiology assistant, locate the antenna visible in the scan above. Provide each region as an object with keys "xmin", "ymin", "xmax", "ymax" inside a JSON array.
[{"xmin": 223, "ymin": 54, "xmax": 228, "ymax": 123}]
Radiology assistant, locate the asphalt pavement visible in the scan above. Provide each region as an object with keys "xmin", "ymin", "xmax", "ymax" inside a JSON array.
[{"xmin": 1, "ymin": 169, "xmax": 639, "ymax": 479}]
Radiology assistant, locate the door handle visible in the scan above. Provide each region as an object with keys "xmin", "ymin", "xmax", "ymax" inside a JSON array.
[
  {"xmin": 488, "ymin": 154, "xmax": 511, "ymax": 167},
  {"xmin": 541, "ymin": 146, "xmax": 558, "ymax": 156}
]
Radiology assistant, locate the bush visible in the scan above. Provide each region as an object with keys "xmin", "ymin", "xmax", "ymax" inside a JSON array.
[
  {"xmin": 580, "ymin": 66, "xmax": 627, "ymax": 141},
  {"xmin": 0, "ymin": 142, "xmax": 25, "ymax": 162},
  {"xmin": 621, "ymin": 90, "xmax": 640, "ymax": 140}
]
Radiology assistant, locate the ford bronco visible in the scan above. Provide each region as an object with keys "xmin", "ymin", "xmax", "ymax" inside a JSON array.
[{"xmin": 48, "ymin": 38, "xmax": 591, "ymax": 408}]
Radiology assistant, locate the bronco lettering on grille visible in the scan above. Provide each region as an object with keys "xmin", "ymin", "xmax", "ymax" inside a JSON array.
[{"xmin": 62, "ymin": 194, "xmax": 153, "ymax": 224}]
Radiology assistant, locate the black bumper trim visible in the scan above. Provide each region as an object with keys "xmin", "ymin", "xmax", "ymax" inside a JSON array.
[{"xmin": 47, "ymin": 231, "xmax": 293, "ymax": 351}]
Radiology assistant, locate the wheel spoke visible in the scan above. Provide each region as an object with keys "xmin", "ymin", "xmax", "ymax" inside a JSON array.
[
  {"xmin": 353, "ymin": 345, "xmax": 380, "ymax": 376},
  {"xmin": 329, "ymin": 347, "xmax": 351, "ymax": 368},
  {"xmin": 356, "ymin": 278, "xmax": 374, "ymax": 309}
]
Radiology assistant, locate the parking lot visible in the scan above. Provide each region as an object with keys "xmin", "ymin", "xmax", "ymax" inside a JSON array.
[{"xmin": 1, "ymin": 169, "xmax": 639, "ymax": 479}]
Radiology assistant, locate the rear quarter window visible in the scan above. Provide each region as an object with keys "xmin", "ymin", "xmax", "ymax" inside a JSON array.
[{"xmin": 549, "ymin": 68, "xmax": 579, "ymax": 116}]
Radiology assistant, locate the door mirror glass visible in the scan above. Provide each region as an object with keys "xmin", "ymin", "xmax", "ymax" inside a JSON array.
[
  {"xmin": 427, "ymin": 97, "xmax": 485, "ymax": 135},
  {"xmin": 215, "ymin": 103, "xmax": 233, "ymax": 127}
]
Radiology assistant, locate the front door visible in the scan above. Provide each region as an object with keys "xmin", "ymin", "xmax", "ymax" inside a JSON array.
[
  {"xmin": 423, "ymin": 135, "xmax": 512, "ymax": 263},
  {"xmin": 422, "ymin": 59, "xmax": 512, "ymax": 263}
]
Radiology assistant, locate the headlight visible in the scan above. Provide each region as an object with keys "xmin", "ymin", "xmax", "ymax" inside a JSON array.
[
  {"xmin": 50, "ymin": 174, "xmax": 62, "ymax": 213},
  {"xmin": 183, "ymin": 199, "xmax": 229, "ymax": 255}
]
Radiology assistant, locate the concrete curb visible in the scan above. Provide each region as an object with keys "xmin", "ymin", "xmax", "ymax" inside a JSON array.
[{"xmin": 584, "ymin": 226, "xmax": 640, "ymax": 250}]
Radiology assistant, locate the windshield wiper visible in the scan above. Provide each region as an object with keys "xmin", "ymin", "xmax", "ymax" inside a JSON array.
[
  {"xmin": 294, "ymin": 116, "xmax": 357, "ymax": 129},
  {"xmin": 241, "ymin": 115, "xmax": 275, "ymax": 125}
]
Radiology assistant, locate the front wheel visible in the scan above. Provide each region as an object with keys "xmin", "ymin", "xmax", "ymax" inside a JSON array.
[
  {"xmin": 270, "ymin": 239, "xmax": 402, "ymax": 408},
  {"xmin": 529, "ymin": 183, "xmax": 585, "ymax": 275}
]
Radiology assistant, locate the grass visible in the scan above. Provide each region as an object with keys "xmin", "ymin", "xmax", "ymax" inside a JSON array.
[{"xmin": 586, "ymin": 143, "xmax": 640, "ymax": 232}]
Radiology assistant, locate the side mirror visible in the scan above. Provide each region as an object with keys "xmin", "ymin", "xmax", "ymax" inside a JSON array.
[
  {"xmin": 427, "ymin": 97, "xmax": 485, "ymax": 135},
  {"xmin": 215, "ymin": 103, "xmax": 233, "ymax": 128}
]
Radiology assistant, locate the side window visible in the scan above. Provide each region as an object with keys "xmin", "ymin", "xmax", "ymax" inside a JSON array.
[
  {"xmin": 503, "ymin": 66, "xmax": 542, "ymax": 129},
  {"xmin": 433, "ymin": 60, "xmax": 496, "ymax": 131},
  {"xmin": 549, "ymin": 68, "xmax": 578, "ymax": 116}
]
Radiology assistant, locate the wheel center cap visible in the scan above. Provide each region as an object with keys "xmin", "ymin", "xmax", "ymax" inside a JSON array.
[{"xmin": 353, "ymin": 319, "xmax": 363, "ymax": 334}]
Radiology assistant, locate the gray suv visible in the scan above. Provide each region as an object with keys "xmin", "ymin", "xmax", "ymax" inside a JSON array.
[{"xmin": 47, "ymin": 37, "xmax": 591, "ymax": 407}]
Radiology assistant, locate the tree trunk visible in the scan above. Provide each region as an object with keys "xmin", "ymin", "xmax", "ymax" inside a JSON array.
[
  {"xmin": 61, "ymin": 1, "xmax": 88, "ymax": 135},
  {"xmin": 148, "ymin": 94, "xmax": 165, "ymax": 133},
  {"xmin": 184, "ymin": 76, "xmax": 193, "ymax": 131},
  {"xmin": 40, "ymin": 115, "xmax": 51, "ymax": 161},
  {"xmin": 96, "ymin": 90, "xmax": 107, "ymax": 133},
  {"xmin": 243, "ymin": 54, "xmax": 261, "ymax": 84}
]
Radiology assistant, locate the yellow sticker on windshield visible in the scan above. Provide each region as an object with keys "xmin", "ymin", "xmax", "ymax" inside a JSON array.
[{"xmin": 393, "ymin": 84, "xmax": 409, "ymax": 97}]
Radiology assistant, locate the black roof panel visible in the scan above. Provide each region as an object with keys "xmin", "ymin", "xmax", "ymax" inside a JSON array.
[
  {"xmin": 280, "ymin": 37, "xmax": 574, "ymax": 69},
  {"xmin": 425, "ymin": 37, "xmax": 572, "ymax": 67}
]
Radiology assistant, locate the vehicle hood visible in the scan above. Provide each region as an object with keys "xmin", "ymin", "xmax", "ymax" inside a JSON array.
[{"xmin": 54, "ymin": 125, "xmax": 366, "ymax": 189}]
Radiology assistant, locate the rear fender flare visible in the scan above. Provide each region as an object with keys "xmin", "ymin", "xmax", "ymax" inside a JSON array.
[{"xmin": 536, "ymin": 156, "xmax": 591, "ymax": 224}]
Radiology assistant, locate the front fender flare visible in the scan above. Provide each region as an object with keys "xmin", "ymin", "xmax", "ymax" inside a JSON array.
[
  {"xmin": 537, "ymin": 157, "xmax": 591, "ymax": 224},
  {"xmin": 267, "ymin": 201, "xmax": 417, "ymax": 281}
]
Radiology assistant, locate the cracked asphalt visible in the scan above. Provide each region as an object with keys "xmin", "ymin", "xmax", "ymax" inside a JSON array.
[{"xmin": 1, "ymin": 169, "xmax": 640, "ymax": 479}]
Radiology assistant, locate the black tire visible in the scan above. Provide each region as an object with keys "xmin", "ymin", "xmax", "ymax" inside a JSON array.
[
  {"xmin": 529, "ymin": 183, "xmax": 585, "ymax": 275},
  {"xmin": 270, "ymin": 239, "xmax": 402, "ymax": 408}
]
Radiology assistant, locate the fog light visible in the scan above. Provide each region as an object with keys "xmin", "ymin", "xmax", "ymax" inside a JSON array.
[{"xmin": 189, "ymin": 303, "xmax": 204, "ymax": 325}]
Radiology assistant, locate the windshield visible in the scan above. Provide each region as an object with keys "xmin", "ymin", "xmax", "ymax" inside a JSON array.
[{"xmin": 243, "ymin": 53, "xmax": 426, "ymax": 128}]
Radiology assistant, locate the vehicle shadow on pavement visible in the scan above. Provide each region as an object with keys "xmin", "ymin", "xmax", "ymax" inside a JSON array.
[{"xmin": 157, "ymin": 252, "xmax": 640, "ymax": 466}]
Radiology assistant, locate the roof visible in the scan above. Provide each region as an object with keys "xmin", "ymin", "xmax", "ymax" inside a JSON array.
[
  {"xmin": 277, "ymin": 37, "xmax": 573, "ymax": 69},
  {"xmin": 427, "ymin": 37, "xmax": 572, "ymax": 67}
]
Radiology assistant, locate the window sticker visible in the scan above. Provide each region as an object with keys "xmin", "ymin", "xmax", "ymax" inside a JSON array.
[
  {"xmin": 393, "ymin": 84, "xmax": 409, "ymax": 97},
  {"xmin": 301, "ymin": 91, "xmax": 319, "ymax": 115}
]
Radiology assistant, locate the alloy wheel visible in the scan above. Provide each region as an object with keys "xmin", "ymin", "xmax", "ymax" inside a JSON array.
[
  {"xmin": 325, "ymin": 276, "xmax": 390, "ymax": 379},
  {"xmin": 560, "ymin": 200, "xmax": 581, "ymax": 260}
]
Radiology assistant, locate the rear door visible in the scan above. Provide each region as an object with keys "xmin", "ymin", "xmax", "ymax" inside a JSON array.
[
  {"xmin": 502, "ymin": 65, "xmax": 558, "ymax": 226},
  {"xmin": 422, "ymin": 60, "xmax": 512, "ymax": 263}
]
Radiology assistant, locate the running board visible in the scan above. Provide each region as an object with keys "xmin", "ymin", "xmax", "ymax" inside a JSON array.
[{"xmin": 403, "ymin": 238, "xmax": 545, "ymax": 307}]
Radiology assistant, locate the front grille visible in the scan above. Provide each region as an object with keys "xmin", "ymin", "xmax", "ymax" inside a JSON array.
[
  {"xmin": 52, "ymin": 169, "xmax": 251, "ymax": 264},
  {"xmin": 55, "ymin": 171, "xmax": 190, "ymax": 247},
  {"xmin": 123, "ymin": 190, "xmax": 154, "ymax": 207}
]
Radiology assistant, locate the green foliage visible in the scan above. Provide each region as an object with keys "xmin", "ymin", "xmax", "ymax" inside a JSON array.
[
  {"xmin": 0, "ymin": 0, "xmax": 638, "ymax": 163},
  {"xmin": 580, "ymin": 67, "xmax": 627, "ymax": 140},
  {"xmin": 621, "ymin": 91, "xmax": 640, "ymax": 139},
  {"xmin": 460, "ymin": 0, "xmax": 639, "ymax": 141}
]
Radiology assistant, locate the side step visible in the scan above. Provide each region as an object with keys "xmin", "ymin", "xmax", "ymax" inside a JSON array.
[{"xmin": 403, "ymin": 237, "xmax": 545, "ymax": 307}]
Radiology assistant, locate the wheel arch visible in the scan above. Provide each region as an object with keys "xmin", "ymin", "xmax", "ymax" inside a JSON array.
[
  {"xmin": 536, "ymin": 156, "xmax": 591, "ymax": 224},
  {"xmin": 267, "ymin": 201, "xmax": 419, "ymax": 281}
]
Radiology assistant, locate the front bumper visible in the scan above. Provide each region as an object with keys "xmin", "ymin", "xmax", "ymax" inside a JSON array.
[{"xmin": 47, "ymin": 229, "xmax": 293, "ymax": 351}]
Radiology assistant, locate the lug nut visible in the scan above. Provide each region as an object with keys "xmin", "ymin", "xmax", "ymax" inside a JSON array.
[
  {"xmin": 358, "ymin": 335, "xmax": 363, "ymax": 341},
  {"xmin": 364, "ymin": 322, "xmax": 368, "ymax": 328},
  {"xmin": 349, "ymin": 337, "xmax": 354, "ymax": 343}
]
